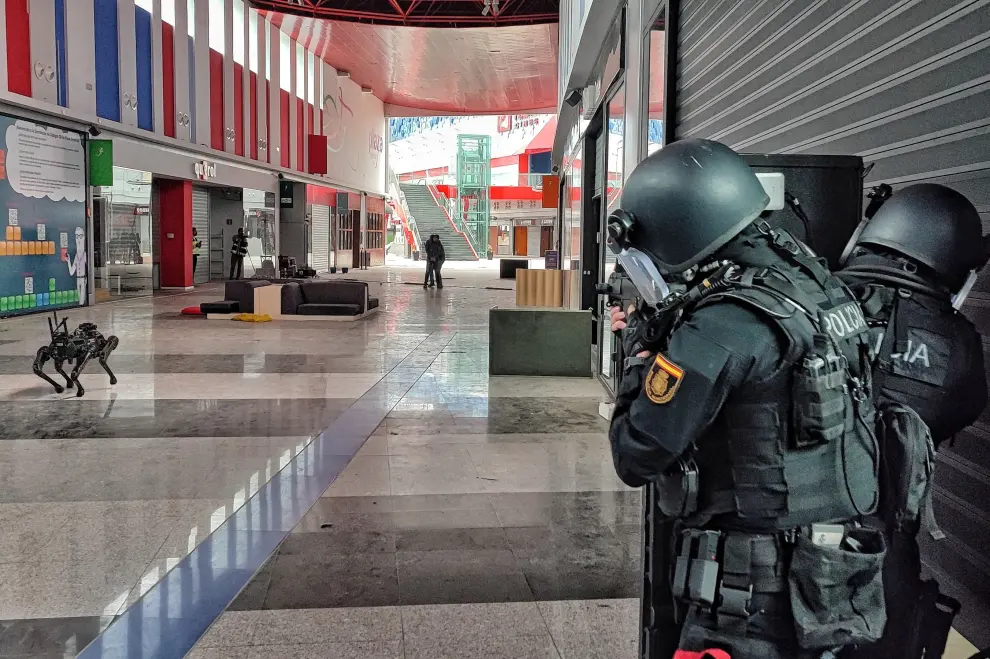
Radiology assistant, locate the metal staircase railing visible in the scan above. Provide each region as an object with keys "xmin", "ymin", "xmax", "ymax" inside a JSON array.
[
  {"xmin": 426, "ymin": 182, "xmax": 480, "ymax": 260},
  {"xmin": 388, "ymin": 167, "xmax": 422, "ymax": 253}
]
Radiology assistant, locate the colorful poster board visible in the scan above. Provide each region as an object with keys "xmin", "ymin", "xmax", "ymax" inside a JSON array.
[{"xmin": 0, "ymin": 114, "xmax": 88, "ymax": 317}]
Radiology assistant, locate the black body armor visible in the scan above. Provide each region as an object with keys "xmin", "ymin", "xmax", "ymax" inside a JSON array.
[{"xmin": 841, "ymin": 268, "xmax": 987, "ymax": 446}]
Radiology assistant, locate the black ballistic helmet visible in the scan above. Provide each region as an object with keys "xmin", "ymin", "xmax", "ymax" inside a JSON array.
[
  {"xmin": 617, "ymin": 138, "xmax": 769, "ymax": 274},
  {"xmin": 855, "ymin": 183, "xmax": 985, "ymax": 290}
]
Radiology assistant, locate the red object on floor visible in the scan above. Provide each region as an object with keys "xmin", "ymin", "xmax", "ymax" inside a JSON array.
[
  {"xmin": 673, "ymin": 651, "xmax": 731, "ymax": 659},
  {"xmin": 181, "ymin": 306, "xmax": 205, "ymax": 316}
]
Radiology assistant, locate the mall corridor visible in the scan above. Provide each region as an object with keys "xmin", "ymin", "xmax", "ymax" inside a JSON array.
[{"xmin": 0, "ymin": 264, "xmax": 639, "ymax": 658}]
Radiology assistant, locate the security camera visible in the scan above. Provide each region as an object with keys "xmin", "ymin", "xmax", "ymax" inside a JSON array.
[
  {"xmin": 551, "ymin": 164, "xmax": 560, "ymax": 174},
  {"xmin": 88, "ymin": 126, "xmax": 101, "ymax": 137}
]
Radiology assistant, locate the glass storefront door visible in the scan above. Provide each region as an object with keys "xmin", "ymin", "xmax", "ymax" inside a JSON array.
[
  {"xmin": 598, "ymin": 85, "xmax": 626, "ymax": 394},
  {"xmin": 93, "ymin": 167, "xmax": 154, "ymax": 300}
]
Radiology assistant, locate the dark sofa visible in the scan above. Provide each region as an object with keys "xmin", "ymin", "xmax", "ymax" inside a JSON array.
[
  {"xmin": 200, "ymin": 280, "xmax": 271, "ymax": 314},
  {"xmin": 281, "ymin": 281, "xmax": 380, "ymax": 317}
]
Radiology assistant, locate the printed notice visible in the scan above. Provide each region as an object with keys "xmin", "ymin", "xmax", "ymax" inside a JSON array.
[
  {"xmin": 24, "ymin": 277, "xmax": 33, "ymax": 295},
  {"xmin": 36, "ymin": 223, "xmax": 46, "ymax": 240},
  {"xmin": 8, "ymin": 209, "xmax": 17, "ymax": 226},
  {"xmin": 4, "ymin": 120, "xmax": 86, "ymax": 202}
]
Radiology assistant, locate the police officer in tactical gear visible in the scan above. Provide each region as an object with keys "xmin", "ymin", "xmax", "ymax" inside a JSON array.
[
  {"xmin": 836, "ymin": 183, "xmax": 988, "ymax": 659},
  {"xmin": 608, "ymin": 139, "xmax": 884, "ymax": 659},
  {"xmin": 837, "ymin": 183, "xmax": 988, "ymax": 446}
]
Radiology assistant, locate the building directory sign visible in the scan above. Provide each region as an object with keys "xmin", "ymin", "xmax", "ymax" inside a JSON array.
[{"xmin": 0, "ymin": 114, "xmax": 88, "ymax": 316}]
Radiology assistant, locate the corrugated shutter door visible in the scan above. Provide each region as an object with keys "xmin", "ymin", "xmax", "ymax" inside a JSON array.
[
  {"xmin": 672, "ymin": 0, "xmax": 990, "ymax": 642},
  {"xmin": 312, "ymin": 204, "xmax": 330, "ymax": 271},
  {"xmin": 191, "ymin": 186, "xmax": 210, "ymax": 283}
]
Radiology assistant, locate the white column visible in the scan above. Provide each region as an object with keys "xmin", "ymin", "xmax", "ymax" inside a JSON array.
[
  {"xmin": 301, "ymin": 48, "xmax": 308, "ymax": 172},
  {"xmin": 256, "ymin": 13, "xmax": 268, "ymax": 161},
  {"xmin": 194, "ymin": 0, "xmax": 210, "ymax": 146},
  {"xmin": 152, "ymin": 0, "xmax": 165, "ymax": 135},
  {"xmin": 223, "ymin": 0, "xmax": 234, "ymax": 153},
  {"xmin": 29, "ymin": 0, "xmax": 59, "ymax": 104},
  {"xmin": 288, "ymin": 41, "xmax": 298, "ymax": 171},
  {"xmin": 118, "ymin": 0, "xmax": 138, "ymax": 126},
  {"xmin": 65, "ymin": 0, "xmax": 97, "ymax": 114},
  {"xmin": 242, "ymin": 4, "xmax": 250, "ymax": 156},
  {"xmin": 173, "ymin": 0, "xmax": 191, "ymax": 141},
  {"xmin": 268, "ymin": 20, "xmax": 280, "ymax": 166}
]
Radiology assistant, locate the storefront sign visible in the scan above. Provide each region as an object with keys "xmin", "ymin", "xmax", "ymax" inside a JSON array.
[
  {"xmin": 369, "ymin": 131, "xmax": 384, "ymax": 167},
  {"xmin": 194, "ymin": 160, "xmax": 217, "ymax": 180},
  {"xmin": 279, "ymin": 180, "xmax": 294, "ymax": 208},
  {"xmin": 88, "ymin": 139, "xmax": 114, "ymax": 187}
]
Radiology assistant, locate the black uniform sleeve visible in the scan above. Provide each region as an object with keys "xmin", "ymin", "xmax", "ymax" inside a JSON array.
[{"xmin": 608, "ymin": 302, "xmax": 783, "ymax": 487}]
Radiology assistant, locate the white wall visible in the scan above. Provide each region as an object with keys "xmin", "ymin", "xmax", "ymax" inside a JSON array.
[{"xmin": 321, "ymin": 64, "xmax": 386, "ymax": 195}]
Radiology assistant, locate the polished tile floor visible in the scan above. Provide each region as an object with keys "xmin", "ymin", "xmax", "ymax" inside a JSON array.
[{"xmin": 0, "ymin": 262, "xmax": 981, "ymax": 658}]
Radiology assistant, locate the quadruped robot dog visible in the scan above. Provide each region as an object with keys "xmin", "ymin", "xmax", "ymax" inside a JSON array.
[{"xmin": 32, "ymin": 312, "xmax": 119, "ymax": 397}]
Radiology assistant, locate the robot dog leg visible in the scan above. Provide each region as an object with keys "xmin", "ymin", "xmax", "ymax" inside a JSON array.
[
  {"xmin": 53, "ymin": 358, "xmax": 74, "ymax": 389},
  {"xmin": 68, "ymin": 348, "xmax": 94, "ymax": 398},
  {"xmin": 97, "ymin": 335, "xmax": 119, "ymax": 385},
  {"xmin": 32, "ymin": 346, "xmax": 65, "ymax": 394}
]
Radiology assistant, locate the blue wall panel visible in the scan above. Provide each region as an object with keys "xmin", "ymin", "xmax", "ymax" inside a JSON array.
[
  {"xmin": 529, "ymin": 151, "xmax": 552, "ymax": 174},
  {"xmin": 55, "ymin": 0, "xmax": 68, "ymax": 107},
  {"xmin": 135, "ymin": 6, "xmax": 154, "ymax": 131},
  {"xmin": 94, "ymin": 0, "xmax": 121, "ymax": 122}
]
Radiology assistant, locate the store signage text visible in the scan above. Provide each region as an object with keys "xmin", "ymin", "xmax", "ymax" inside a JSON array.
[
  {"xmin": 369, "ymin": 132, "xmax": 384, "ymax": 167},
  {"xmin": 194, "ymin": 160, "xmax": 217, "ymax": 180}
]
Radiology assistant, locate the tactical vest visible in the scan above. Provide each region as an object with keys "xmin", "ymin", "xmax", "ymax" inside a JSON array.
[
  {"xmin": 855, "ymin": 283, "xmax": 984, "ymax": 445},
  {"xmin": 681, "ymin": 232, "xmax": 880, "ymax": 532}
]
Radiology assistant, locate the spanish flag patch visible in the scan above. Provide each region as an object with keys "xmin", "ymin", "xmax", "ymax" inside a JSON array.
[{"xmin": 644, "ymin": 354, "xmax": 684, "ymax": 405}]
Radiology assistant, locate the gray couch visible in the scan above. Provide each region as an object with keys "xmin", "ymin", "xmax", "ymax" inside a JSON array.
[
  {"xmin": 200, "ymin": 280, "xmax": 270, "ymax": 314},
  {"xmin": 281, "ymin": 281, "xmax": 379, "ymax": 317}
]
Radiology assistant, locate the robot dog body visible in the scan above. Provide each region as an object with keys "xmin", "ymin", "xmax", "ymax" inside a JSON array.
[{"xmin": 33, "ymin": 312, "xmax": 119, "ymax": 397}]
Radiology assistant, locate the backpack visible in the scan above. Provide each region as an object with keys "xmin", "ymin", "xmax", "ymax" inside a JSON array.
[{"xmin": 859, "ymin": 400, "xmax": 960, "ymax": 659}]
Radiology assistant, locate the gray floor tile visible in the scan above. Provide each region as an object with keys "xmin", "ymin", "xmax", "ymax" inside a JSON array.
[
  {"xmin": 401, "ymin": 602, "xmax": 548, "ymax": 640},
  {"xmin": 197, "ymin": 611, "xmax": 261, "ymax": 647},
  {"xmin": 396, "ymin": 550, "xmax": 533, "ymax": 606},
  {"xmin": 403, "ymin": 633, "xmax": 561, "ymax": 659},
  {"xmin": 246, "ymin": 607, "xmax": 402, "ymax": 646},
  {"xmin": 245, "ymin": 640, "xmax": 403, "ymax": 659}
]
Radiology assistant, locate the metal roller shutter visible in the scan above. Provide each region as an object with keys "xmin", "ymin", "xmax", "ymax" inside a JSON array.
[
  {"xmin": 191, "ymin": 185, "xmax": 211, "ymax": 283},
  {"xmin": 311, "ymin": 204, "xmax": 331, "ymax": 271},
  {"xmin": 671, "ymin": 0, "xmax": 990, "ymax": 644}
]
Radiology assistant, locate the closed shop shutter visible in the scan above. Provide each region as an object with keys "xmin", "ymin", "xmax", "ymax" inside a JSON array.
[
  {"xmin": 311, "ymin": 204, "xmax": 331, "ymax": 271},
  {"xmin": 191, "ymin": 185, "xmax": 211, "ymax": 283},
  {"xmin": 672, "ymin": 0, "xmax": 990, "ymax": 641}
]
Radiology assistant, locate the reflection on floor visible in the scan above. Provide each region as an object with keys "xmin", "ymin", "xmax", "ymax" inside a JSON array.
[{"xmin": 0, "ymin": 262, "xmax": 982, "ymax": 659}]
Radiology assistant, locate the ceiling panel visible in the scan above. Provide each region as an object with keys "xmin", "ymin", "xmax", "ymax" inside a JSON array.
[{"xmin": 265, "ymin": 13, "xmax": 559, "ymax": 115}]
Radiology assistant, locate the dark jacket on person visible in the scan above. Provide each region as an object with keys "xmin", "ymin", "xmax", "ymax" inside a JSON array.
[{"xmin": 425, "ymin": 238, "xmax": 445, "ymax": 263}]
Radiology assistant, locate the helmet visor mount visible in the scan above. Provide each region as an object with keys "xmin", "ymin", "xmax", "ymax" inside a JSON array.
[{"xmin": 606, "ymin": 209, "xmax": 671, "ymax": 307}]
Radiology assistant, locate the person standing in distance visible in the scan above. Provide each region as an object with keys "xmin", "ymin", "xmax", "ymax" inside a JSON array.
[
  {"xmin": 424, "ymin": 233, "xmax": 445, "ymax": 289},
  {"xmin": 608, "ymin": 139, "xmax": 883, "ymax": 659},
  {"xmin": 191, "ymin": 227, "xmax": 202, "ymax": 284},
  {"xmin": 229, "ymin": 227, "xmax": 248, "ymax": 280}
]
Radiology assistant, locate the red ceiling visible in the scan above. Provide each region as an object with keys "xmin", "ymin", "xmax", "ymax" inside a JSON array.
[
  {"xmin": 249, "ymin": 0, "xmax": 558, "ymax": 27},
  {"xmin": 266, "ymin": 13, "xmax": 559, "ymax": 115}
]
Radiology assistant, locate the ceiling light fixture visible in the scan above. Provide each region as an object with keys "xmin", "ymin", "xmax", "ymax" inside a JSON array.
[
  {"xmin": 481, "ymin": 0, "xmax": 499, "ymax": 16},
  {"xmin": 362, "ymin": 87, "xmax": 373, "ymax": 94},
  {"xmin": 337, "ymin": 70, "xmax": 350, "ymax": 78}
]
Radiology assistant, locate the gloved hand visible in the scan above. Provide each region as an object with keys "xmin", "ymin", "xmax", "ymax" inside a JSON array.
[{"xmin": 609, "ymin": 305, "xmax": 650, "ymax": 358}]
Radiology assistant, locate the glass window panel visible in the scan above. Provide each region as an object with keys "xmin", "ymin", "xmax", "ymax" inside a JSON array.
[
  {"xmin": 232, "ymin": 0, "xmax": 245, "ymax": 65},
  {"xmin": 279, "ymin": 32, "xmax": 291, "ymax": 90},
  {"xmin": 187, "ymin": 0, "xmax": 195, "ymax": 37},
  {"xmin": 248, "ymin": 9, "xmax": 259, "ymax": 73},
  {"xmin": 135, "ymin": 0, "xmax": 153, "ymax": 11},
  {"xmin": 646, "ymin": 14, "xmax": 665, "ymax": 155},
  {"xmin": 161, "ymin": 0, "xmax": 175, "ymax": 24},
  {"xmin": 208, "ymin": 0, "xmax": 224, "ymax": 53},
  {"xmin": 295, "ymin": 43, "xmax": 305, "ymax": 97}
]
